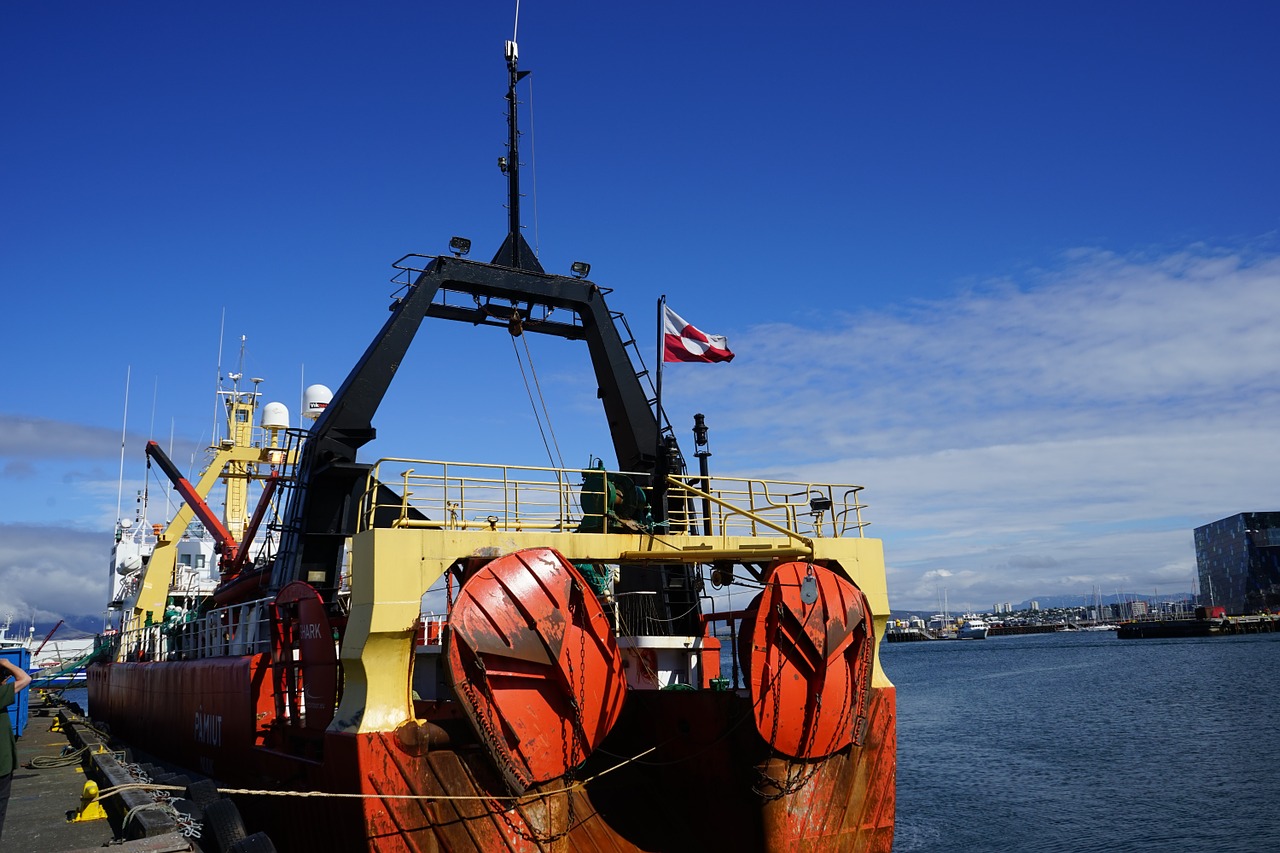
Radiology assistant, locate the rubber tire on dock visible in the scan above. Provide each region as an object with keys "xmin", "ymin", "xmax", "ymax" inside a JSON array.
[
  {"xmin": 185, "ymin": 778, "xmax": 222, "ymax": 806},
  {"xmin": 155, "ymin": 773, "xmax": 192, "ymax": 788},
  {"xmin": 228, "ymin": 832, "xmax": 278, "ymax": 853},
  {"xmin": 202, "ymin": 797, "xmax": 248, "ymax": 853},
  {"xmin": 169, "ymin": 796, "xmax": 204, "ymax": 824}
]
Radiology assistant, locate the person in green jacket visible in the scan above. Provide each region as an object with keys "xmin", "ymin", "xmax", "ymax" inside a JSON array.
[{"xmin": 0, "ymin": 657, "xmax": 31, "ymax": 845}]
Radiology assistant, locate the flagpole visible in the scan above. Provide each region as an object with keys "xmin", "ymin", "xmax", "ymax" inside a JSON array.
[{"xmin": 655, "ymin": 294, "xmax": 665, "ymax": 440}]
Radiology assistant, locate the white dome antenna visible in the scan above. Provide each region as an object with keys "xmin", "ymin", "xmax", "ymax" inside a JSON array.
[
  {"xmin": 303, "ymin": 384, "xmax": 332, "ymax": 422},
  {"xmin": 262, "ymin": 401, "xmax": 290, "ymax": 431}
]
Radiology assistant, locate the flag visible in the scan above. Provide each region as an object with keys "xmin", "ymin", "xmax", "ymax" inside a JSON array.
[{"xmin": 663, "ymin": 305, "xmax": 735, "ymax": 363}]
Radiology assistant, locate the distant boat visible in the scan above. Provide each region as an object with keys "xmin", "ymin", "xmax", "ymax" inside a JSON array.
[
  {"xmin": 0, "ymin": 614, "xmax": 34, "ymax": 650},
  {"xmin": 887, "ymin": 618, "xmax": 934, "ymax": 642},
  {"xmin": 957, "ymin": 616, "xmax": 990, "ymax": 640},
  {"xmin": 1082, "ymin": 585, "xmax": 1119, "ymax": 631}
]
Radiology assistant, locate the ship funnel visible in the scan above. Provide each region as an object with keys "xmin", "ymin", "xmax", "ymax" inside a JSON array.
[
  {"xmin": 303, "ymin": 384, "xmax": 332, "ymax": 422},
  {"xmin": 261, "ymin": 401, "xmax": 290, "ymax": 430}
]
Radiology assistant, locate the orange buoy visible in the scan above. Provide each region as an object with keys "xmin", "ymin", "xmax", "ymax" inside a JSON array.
[
  {"xmin": 447, "ymin": 547, "xmax": 626, "ymax": 792},
  {"xmin": 744, "ymin": 561, "xmax": 874, "ymax": 759}
]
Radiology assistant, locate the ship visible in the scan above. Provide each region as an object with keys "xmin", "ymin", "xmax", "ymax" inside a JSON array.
[
  {"xmin": 957, "ymin": 615, "xmax": 989, "ymax": 640},
  {"xmin": 88, "ymin": 41, "xmax": 897, "ymax": 852}
]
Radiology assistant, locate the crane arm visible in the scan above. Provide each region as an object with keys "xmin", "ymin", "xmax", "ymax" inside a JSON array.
[{"xmin": 145, "ymin": 441, "xmax": 239, "ymax": 565}]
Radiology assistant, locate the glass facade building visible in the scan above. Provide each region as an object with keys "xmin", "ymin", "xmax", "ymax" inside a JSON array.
[{"xmin": 1194, "ymin": 512, "xmax": 1280, "ymax": 614}]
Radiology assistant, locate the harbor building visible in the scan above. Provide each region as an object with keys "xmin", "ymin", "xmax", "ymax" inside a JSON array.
[{"xmin": 1194, "ymin": 512, "xmax": 1280, "ymax": 614}]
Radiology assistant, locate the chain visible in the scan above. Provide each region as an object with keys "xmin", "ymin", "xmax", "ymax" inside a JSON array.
[
  {"xmin": 453, "ymin": 602, "xmax": 587, "ymax": 845},
  {"xmin": 459, "ymin": 655, "xmax": 569, "ymax": 845},
  {"xmin": 753, "ymin": 565, "xmax": 873, "ymax": 801}
]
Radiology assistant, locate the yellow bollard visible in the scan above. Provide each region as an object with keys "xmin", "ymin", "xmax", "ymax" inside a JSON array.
[{"xmin": 66, "ymin": 780, "xmax": 109, "ymax": 823}]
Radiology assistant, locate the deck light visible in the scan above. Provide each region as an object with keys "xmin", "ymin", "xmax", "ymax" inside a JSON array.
[
  {"xmin": 449, "ymin": 236, "xmax": 472, "ymax": 257},
  {"xmin": 809, "ymin": 495, "xmax": 833, "ymax": 514},
  {"xmin": 570, "ymin": 261, "xmax": 590, "ymax": 278}
]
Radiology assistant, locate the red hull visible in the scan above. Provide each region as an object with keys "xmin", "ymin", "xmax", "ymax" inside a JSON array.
[
  {"xmin": 89, "ymin": 658, "xmax": 894, "ymax": 852},
  {"xmin": 87, "ymin": 654, "xmax": 278, "ymax": 779}
]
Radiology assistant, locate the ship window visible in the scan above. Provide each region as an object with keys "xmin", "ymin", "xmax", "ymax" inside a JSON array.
[
  {"xmin": 195, "ymin": 555, "xmax": 207, "ymax": 569},
  {"xmin": 237, "ymin": 411, "xmax": 249, "ymax": 422},
  {"xmin": 179, "ymin": 555, "xmax": 191, "ymax": 566}
]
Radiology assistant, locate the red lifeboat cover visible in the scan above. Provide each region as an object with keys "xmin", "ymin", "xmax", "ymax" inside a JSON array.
[
  {"xmin": 447, "ymin": 547, "xmax": 626, "ymax": 792},
  {"xmin": 746, "ymin": 561, "xmax": 875, "ymax": 760}
]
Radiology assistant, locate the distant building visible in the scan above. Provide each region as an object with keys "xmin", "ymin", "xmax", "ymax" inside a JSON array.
[
  {"xmin": 1194, "ymin": 512, "xmax": 1280, "ymax": 614},
  {"xmin": 1030, "ymin": 600, "xmax": 1040, "ymax": 611},
  {"xmin": 1129, "ymin": 599, "xmax": 1149, "ymax": 618}
]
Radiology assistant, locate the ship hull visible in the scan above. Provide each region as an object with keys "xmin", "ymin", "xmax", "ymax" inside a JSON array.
[{"xmin": 89, "ymin": 659, "xmax": 894, "ymax": 851}]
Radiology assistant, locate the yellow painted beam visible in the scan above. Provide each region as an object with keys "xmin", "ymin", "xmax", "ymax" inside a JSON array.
[{"xmin": 330, "ymin": 525, "xmax": 890, "ymax": 734}]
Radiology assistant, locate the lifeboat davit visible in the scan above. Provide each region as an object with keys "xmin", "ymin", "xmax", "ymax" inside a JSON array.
[
  {"xmin": 447, "ymin": 547, "xmax": 626, "ymax": 792},
  {"xmin": 743, "ymin": 561, "xmax": 875, "ymax": 759}
]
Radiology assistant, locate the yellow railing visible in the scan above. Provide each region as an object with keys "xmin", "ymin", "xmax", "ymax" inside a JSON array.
[
  {"xmin": 361, "ymin": 459, "xmax": 611, "ymax": 533},
  {"xmin": 666, "ymin": 475, "xmax": 867, "ymax": 539},
  {"xmin": 359, "ymin": 459, "xmax": 868, "ymax": 540}
]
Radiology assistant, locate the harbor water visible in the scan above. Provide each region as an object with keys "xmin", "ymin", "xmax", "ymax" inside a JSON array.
[{"xmin": 885, "ymin": 630, "xmax": 1280, "ymax": 852}]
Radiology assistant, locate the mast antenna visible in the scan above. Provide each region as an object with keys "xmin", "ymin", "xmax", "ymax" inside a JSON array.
[
  {"xmin": 212, "ymin": 309, "xmax": 226, "ymax": 442},
  {"xmin": 492, "ymin": 38, "xmax": 544, "ymax": 273},
  {"xmin": 115, "ymin": 366, "xmax": 131, "ymax": 526}
]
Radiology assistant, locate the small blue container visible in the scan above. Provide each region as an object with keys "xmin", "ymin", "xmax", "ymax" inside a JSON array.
[{"xmin": 0, "ymin": 647, "xmax": 31, "ymax": 738}]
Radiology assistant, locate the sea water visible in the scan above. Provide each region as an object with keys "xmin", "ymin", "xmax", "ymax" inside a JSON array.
[{"xmin": 884, "ymin": 630, "xmax": 1280, "ymax": 853}]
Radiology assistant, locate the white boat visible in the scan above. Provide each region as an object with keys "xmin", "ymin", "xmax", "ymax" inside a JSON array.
[
  {"xmin": 0, "ymin": 614, "xmax": 33, "ymax": 650},
  {"xmin": 958, "ymin": 615, "xmax": 990, "ymax": 639}
]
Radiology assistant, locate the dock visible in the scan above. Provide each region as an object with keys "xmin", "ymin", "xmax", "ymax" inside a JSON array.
[
  {"xmin": 987, "ymin": 624, "xmax": 1062, "ymax": 637},
  {"xmin": 1117, "ymin": 614, "xmax": 1280, "ymax": 639},
  {"xmin": 4, "ymin": 691, "xmax": 201, "ymax": 852},
  {"xmin": 885, "ymin": 627, "xmax": 933, "ymax": 642}
]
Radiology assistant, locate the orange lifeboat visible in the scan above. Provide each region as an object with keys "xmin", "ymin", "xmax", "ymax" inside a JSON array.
[
  {"xmin": 447, "ymin": 547, "xmax": 626, "ymax": 792},
  {"xmin": 744, "ymin": 561, "xmax": 875, "ymax": 759}
]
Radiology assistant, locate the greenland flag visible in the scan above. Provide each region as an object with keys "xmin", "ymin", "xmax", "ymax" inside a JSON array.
[{"xmin": 663, "ymin": 305, "xmax": 735, "ymax": 363}]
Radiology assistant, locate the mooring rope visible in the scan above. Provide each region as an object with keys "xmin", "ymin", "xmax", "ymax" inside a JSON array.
[{"xmin": 94, "ymin": 745, "xmax": 657, "ymax": 805}]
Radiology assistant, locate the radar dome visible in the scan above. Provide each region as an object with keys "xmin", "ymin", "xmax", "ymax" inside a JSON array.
[
  {"xmin": 261, "ymin": 401, "xmax": 290, "ymax": 430},
  {"xmin": 303, "ymin": 384, "xmax": 333, "ymax": 422}
]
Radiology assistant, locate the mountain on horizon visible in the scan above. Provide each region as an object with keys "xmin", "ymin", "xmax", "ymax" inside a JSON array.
[
  {"xmin": 1010, "ymin": 591, "xmax": 1193, "ymax": 610},
  {"xmin": 891, "ymin": 590, "xmax": 1195, "ymax": 619}
]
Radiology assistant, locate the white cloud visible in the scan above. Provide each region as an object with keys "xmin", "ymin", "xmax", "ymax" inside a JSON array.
[
  {"xmin": 668, "ymin": 246, "xmax": 1280, "ymax": 610},
  {"xmin": 0, "ymin": 524, "xmax": 108, "ymax": 625}
]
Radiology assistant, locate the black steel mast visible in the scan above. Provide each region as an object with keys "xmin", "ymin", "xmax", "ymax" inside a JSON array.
[
  {"xmin": 269, "ymin": 40, "xmax": 695, "ymax": 627},
  {"xmin": 492, "ymin": 40, "xmax": 543, "ymax": 273}
]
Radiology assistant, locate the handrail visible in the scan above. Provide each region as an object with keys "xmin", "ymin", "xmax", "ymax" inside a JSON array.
[
  {"xmin": 115, "ymin": 596, "xmax": 274, "ymax": 662},
  {"xmin": 359, "ymin": 457, "xmax": 869, "ymax": 542},
  {"xmin": 666, "ymin": 477, "xmax": 814, "ymax": 549}
]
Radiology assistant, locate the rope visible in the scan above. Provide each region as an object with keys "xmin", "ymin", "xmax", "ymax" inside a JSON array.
[
  {"xmin": 28, "ymin": 745, "xmax": 91, "ymax": 768},
  {"xmin": 527, "ymin": 74, "xmax": 540, "ymax": 259},
  {"xmin": 509, "ymin": 334, "xmax": 565, "ymax": 469},
  {"xmin": 95, "ymin": 745, "xmax": 657, "ymax": 805},
  {"xmin": 519, "ymin": 333, "xmax": 563, "ymax": 467}
]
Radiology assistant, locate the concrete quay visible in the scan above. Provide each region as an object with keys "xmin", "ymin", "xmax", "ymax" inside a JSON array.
[
  {"xmin": 3, "ymin": 691, "xmax": 200, "ymax": 852},
  {"xmin": 1117, "ymin": 614, "xmax": 1280, "ymax": 639}
]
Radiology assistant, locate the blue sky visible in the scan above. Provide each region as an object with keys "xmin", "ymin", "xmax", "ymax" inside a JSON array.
[{"xmin": 3, "ymin": 1, "xmax": 1278, "ymax": 625}]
